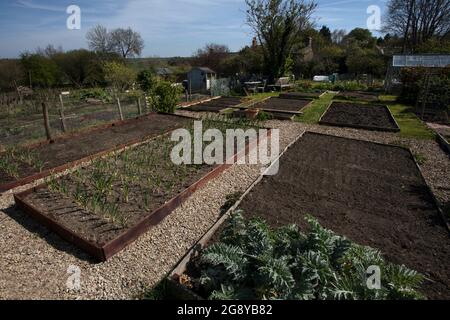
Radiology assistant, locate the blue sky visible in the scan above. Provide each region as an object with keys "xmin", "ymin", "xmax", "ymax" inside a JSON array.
[{"xmin": 0, "ymin": 0, "xmax": 387, "ymax": 58}]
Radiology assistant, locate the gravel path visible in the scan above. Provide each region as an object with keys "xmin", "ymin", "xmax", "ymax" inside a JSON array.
[{"xmin": 0, "ymin": 117, "xmax": 449, "ymax": 300}]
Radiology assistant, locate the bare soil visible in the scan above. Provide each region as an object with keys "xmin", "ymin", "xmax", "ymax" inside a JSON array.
[
  {"xmin": 336, "ymin": 91, "xmax": 380, "ymax": 102},
  {"xmin": 0, "ymin": 114, "xmax": 189, "ymax": 187},
  {"xmin": 279, "ymin": 92, "xmax": 323, "ymax": 99},
  {"xmin": 253, "ymin": 97, "xmax": 311, "ymax": 112},
  {"xmin": 320, "ymin": 102, "xmax": 400, "ymax": 132},
  {"xmin": 184, "ymin": 97, "xmax": 242, "ymax": 112},
  {"xmin": 238, "ymin": 132, "xmax": 450, "ymax": 299}
]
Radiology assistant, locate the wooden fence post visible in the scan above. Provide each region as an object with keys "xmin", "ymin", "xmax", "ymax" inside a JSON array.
[
  {"xmin": 41, "ymin": 101, "xmax": 53, "ymax": 141},
  {"xmin": 59, "ymin": 94, "xmax": 67, "ymax": 132},
  {"xmin": 116, "ymin": 97, "xmax": 124, "ymax": 121}
]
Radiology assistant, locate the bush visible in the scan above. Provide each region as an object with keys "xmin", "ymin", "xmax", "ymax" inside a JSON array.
[
  {"xmin": 151, "ymin": 81, "xmax": 181, "ymax": 113},
  {"xmin": 189, "ymin": 211, "xmax": 425, "ymax": 300},
  {"xmin": 76, "ymin": 88, "xmax": 112, "ymax": 102}
]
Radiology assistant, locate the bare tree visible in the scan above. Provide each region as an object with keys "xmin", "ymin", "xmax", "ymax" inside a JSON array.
[
  {"xmin": 331, "ymin": 29, "xmax": 347, "ymax": 45},
  {"xmin": 86, "ymin": 25, "xmax": 113, "ymax": 54},
  {"xmin": 110, "ymin": 28, "xmax": 145, "ymax": 58},
  {"xmin": 86, "ymin": 25, "xmax": 144, "ymax": 58},
  {"xmin": 194, "ymin": 43, "xmax": 230, "ymax": 74},
  {"xmin": 245, "ymin": 0, "xmax": 317, "ymax": 82},
  {"xmin": 385, "ymin": 0, "xmax": 450, "ymax": 52}
]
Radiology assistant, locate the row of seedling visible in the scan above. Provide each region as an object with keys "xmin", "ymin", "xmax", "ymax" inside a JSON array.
[
  {"xmin": 0, "ymin": 146, "xmax": 46, "ymax": 179},
  {"xmin": 42, "ymin": 118, "xmax": 263, "ymax": 228}
]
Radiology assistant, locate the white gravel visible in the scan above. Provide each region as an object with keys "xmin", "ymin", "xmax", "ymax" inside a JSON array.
[{"xmin": 1, "ymin": 117, "xmax": 449, "ymax": 300}]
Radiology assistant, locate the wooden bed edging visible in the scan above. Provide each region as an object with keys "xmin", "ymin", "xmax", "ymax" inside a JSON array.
[
  {"xmin": 165, "ymin": 131, "xmax": 303, "ymax": 299},
  {"xmin": 0, "ymin": 114, "xmax": 191, "ymax": 195},
  {"xmin": 435, "ymin": 132, "xmax": 450, "ymax": 157},
  {"xmin": 13, "ymin": 129, "xmax": 272, "ymax": 262},
  {"xmin": 177, "ymin": 96, "xmax": 222, "ymax": 110},
  {"xmin": 164, "ymin": 131, "xmax": 449, "ymax": 299},
  {"xmin": 318, "ymin": 102, "xmax": 401, "ymax": 133}
]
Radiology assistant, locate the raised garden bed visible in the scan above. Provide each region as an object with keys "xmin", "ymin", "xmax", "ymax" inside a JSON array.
[
  {"xmin": 0, "ymin": 113, "xmax": 190, "ymax": 194},
  {"xmin": 184, "ymin": 97, "xmax": 243, "ymax": 113},
  {"xmin": 279, "ymin": 91, "xmax": 325, "ymax": 100},
  {"xmin": 335, "ymin": 91, "xmax": 380, "ymax": 102},
  {"xmin": 319, "ymin": 102, "xmax": 400, "ymax": 132},
  {"xmin": 168, "ymin": 132, "xmax": 450, "ymax": 300},
  {"xmin": 252, "ymin": 97, "xmax": 310, "ymax": 113},
  {"xmin": 14, "ymin": 119, "xmax": 269, "ymax": 261}
]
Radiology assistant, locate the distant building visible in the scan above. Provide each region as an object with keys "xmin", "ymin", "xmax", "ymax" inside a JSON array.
[{"xmin": 187, "ymin": 67, "xmax": 217, "ymax": 93}]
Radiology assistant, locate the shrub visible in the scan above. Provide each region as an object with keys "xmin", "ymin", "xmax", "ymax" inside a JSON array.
[
  {"xmin": 190, "ymin": 211, "xmax": 425, "ymax": 300},
  {"xmin": 151, "ymin": 81, "xmax": 181, "ymax": 114},
  {"xmin": 137, "ymin": 70, "xmax": 157, "ymax": 93},
  {"xmin": 77, "ymin": 88, "xmax": 111, "ymax": 102}
]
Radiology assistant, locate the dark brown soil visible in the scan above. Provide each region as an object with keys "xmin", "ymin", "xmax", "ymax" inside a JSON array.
[
  {"xmin": 279, "ymin": 92, "xmax": 323, "ymax": 99},
  {"xmin": 0, "ymin": 114, "xmax": 189, "ymax": 186},
  {"xmin": 336, "ymin": 91, "xmax": 380, "ymax": 102},
  {"xmin": 253, "ymin": 97, "xmax": 311, "ymax": 112},
  {"xmin": 320, "ymin": 102, "xmax": 400, "ymax": 132},
  {"xmin": 239, "ymin": 132, "xmax": 450, "ymax": 299},
  {"xmin": 185, "ymin": 97, "xmax": 242, "ymax": 112}
]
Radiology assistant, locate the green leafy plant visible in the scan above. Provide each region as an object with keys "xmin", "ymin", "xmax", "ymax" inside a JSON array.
[
  {"xmin": 151, "ymin": 81, "xmax": 181, "ymax": 114},
  {"xmin": 188, "ymin": 211, "xmax": 425, "ymax": 300}
]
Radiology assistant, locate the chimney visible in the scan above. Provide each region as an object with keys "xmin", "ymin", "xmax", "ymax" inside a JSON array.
[{"xmin": 252, "ymin": 37, "xmax": 258, "ymax": 48}]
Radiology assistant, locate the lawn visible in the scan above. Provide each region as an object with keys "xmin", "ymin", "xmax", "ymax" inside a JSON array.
[
  {"xmin": 295, "ymin": 92, "xmax": 334, "ymax": 123},
  {"xmin": 380, "ymin": 95, "xmax": 435, "ymax": 140}
]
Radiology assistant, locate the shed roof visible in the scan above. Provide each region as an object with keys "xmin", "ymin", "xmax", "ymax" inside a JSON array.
[
  {"xmin": 155, "ymin": 67, "xmax": 173, "ymax": 75},
  {"xmin": 190, "ymin": 67, "xmax": 216, "ymax": 73}
]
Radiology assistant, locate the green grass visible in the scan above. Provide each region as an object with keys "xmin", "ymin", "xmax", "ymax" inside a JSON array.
[
  {"xmin": 380, "ymin": 96, "xmax": 435, "ymax": 140},
  {"xmin": 243, "ymin": 91, "xmax": 280, "ymax": 102},
  {"xmin": 296, "ymin": 93, "xmax": 335, "ymax": 124}
]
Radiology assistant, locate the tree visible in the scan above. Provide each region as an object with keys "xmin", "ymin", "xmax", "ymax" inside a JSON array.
[
  {"xmin": 20, "ymin": 53, "xmax": 60, "ymax": 88},
  {"xmin": 86, "ymin": 25, "xmax": 145, "ymax": 58},
  {"xmin": 194, "ymin": 43, "xmax": 230, "ymax": 75},
  {"xmin": 0, "ymin": 59, "xmax": 24, "ymax": 91},
  {"xmin": 331, "ymin": 29, "xmax": 346, "ymax": 44},
  {"xmin": 385, "ymin": 0, "xmax": 450, "ymax": 53},
  {"xmin": 223, "ymin": 45, "xmax": 264, "ymax": 76},
  {"xmin": 110, "ymin": 27, "xmax": 144, "ymax": 58},
  {"xmin": 52, "ymin": 49, "xmax": 105, "ymax": 87},
  {"xmin": 87, "ymin": 25, "xmax": 113, "ymax": 54},
  {"xmin": 344, "ymin": 28, "xmax": 377, "ymax": 48},
  {"xmin": 245, "ymin": 0, "xmax": 317, "ymax": 83},
  {"xmin": 103, "ymin": 62, "xmax": 136, "ymax": 92},
  {"xmin": 319, "ymin": 26, "xmax": 332, "ymax": 43}
]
